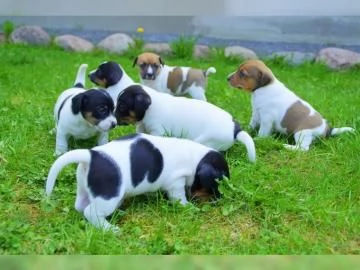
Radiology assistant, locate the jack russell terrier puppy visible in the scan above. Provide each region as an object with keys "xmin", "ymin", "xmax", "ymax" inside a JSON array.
[
  {"xmin": 88, "ymin": 61, "xmax": 134, "ymax": 106},
  {"xmin": 46, "ymin": 133, "xmax": 230, "ymax": 232},
  {"xmin": 90, "ymin": 61, "xmax": 256, "ymax": 162},
  {"xmin": 53, "ymin": 64, "xmax": 117, "ymax": 156},
  {"xmin": 133, "ymin": 52, "xmax": 216, "ymax": 101},
  {"xmin": 227, "ymin": 59, "xmax": 355, "ymax": 151}
]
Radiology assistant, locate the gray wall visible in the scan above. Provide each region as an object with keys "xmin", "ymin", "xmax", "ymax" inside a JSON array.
[{"xmin": 1, "ymin": 0, "xmax": 360, "ymax": 45}]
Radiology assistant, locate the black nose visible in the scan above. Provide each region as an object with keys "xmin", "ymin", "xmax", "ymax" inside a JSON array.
[
  {"xmin": 110, "ymin": 122, "xmax": 116, "ymax": 129},
  {"xmin": 227, "ymin": 76, "xmax": 231, "ymax": 81}
]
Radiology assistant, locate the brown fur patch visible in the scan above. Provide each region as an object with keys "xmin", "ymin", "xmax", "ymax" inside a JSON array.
[
  {"xmin": 281, "ymin": 101, "xmax": 323, "ymax": 134},
  {"xmin": 181, "ymin": 68, "xmax": 206, "ymax": 92},
  {"xmin": 191, "ymin": 188, "xmax": 213, "ymax": 201},
  {"xmin": 228, "ymin": 60, "xmax": 274, "ymax": 92},
  {"xmin": 84, "ymin": 112, "xmax": 99, "ymax": 126},
  {"xmin": 167, "ymin": 67, "xmax": 183, "ymax": 93}
]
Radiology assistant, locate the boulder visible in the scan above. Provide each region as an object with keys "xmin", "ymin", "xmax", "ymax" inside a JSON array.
[
  {"xmin": 316, "ymin": 47, "xmax": 360, "ymax": 69},
  {"xmin": 97, "ymin": 33, "xmax": 134, "ymax": 54},
  {"xmin": 224, "ymin": 46, "xmax": 258, "ymax": 60},
  {"xmin": 54, "ymin": 35, "xmax": 94, "ymax": 52},
  {"xmin": 10, "ymin": 25, "xmax": 51, "ymax": 45}
]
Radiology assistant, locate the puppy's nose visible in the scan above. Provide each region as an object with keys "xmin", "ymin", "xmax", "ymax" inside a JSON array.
[
  {"xmin": 227, "ymin": 75, "xmax": 231, "ymax": 82},
  {"xmin": 110, "ymin": 122, "xmax": 116, "ymax": 129}
]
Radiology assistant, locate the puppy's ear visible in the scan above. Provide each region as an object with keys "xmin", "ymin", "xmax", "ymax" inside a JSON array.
[
  {"xmin": 257, "ymin": 69, "xmax": 272, "ymax": 88},
  {"xmin": 133, "ymin": 92, "xmax": 151, "ymax": 120},
  {"xmin": 159, "ymin": 56, "xmax": 164, "ymax": 66},
  {"xmin": 132, "ymin": 57, "xmax": 138, "ymax": 67},
  {"xmin": 71, "ymin": 92, "xmax": 86, "ymax": 114},
  {"xmin": 195, "ymin": 164, "xmax": 221, "ymax": 198}
]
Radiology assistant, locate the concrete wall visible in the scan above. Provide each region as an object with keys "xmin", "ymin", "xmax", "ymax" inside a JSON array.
[{"xmin": 1, "ymin": 0, "xmax": 360, "ymax": 45}]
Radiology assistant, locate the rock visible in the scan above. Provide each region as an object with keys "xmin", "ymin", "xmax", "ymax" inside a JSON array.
[
  {"xmin": 54, "ymin": 35, "xmax": 94, "ymax": 52},
  {"xmin": 224, "ymin": 46, "xmax": 258, "ymax": 60},
  {"xmin": 10, "ymin": 25, "xmax": 51, "ymax": 45},
  {"xmin": 97, "ymin": 33, "xmax": 134, "ymax": 54},
  {"xmin": 143, "ymin": 42, "xmax": 172, "ymax": 55},
  {"xmin": 269, "ymin": 51, "xmax": 316, "ymax": 65},
  {"xmin": 316, "ymin": 47, "xmax": 360, "ymax": 69},
  {"xmin": 193, "ymin": 44, "xmax": 210, "ymax": 58}
]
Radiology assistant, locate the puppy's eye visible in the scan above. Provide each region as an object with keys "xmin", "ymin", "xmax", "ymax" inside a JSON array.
[
  {"xmin": 98, "ymin": 105, "xmax": 108, "ymax": 114},
  {"xmin": 152, "ymin": 64, "xmax": 159, "ymax": 69},
  {"xmin": 238, "ymin": 70, "xmax": 246, "ymax": 78},
  {"xmin": 140, "ymin": 63, "xmax": 147, "ymax": 68}
]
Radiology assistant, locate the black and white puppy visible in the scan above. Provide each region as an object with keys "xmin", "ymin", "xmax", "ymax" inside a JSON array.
[
  {"xmin": 89, "ymin": 61, "xmax": 256, "ymax": 162},
  {"xmin": 88, "ymin": 61, "xmax": 134, "ymax": 105},
  {"xmin": 53, "ymin": 64, "xmax": 117, "ymax": 156},
  {"xmin": 46, "ymin": 133, "xmax": 230, "ymax": 232},
  {"xmin": 115, "ymin": 84, "xmax": 256, "ymax": 162}
]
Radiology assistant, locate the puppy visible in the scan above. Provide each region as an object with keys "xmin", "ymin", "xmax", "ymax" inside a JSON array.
[
  {"xmin": 227, "ymin": 59, "xmax": 355, "ymax": 151},
  {"xmin": 114, "ymin": 84, "xmax": 256, "ymax": 162},
  {"xmin": 53, "ymin": 64, "xmax": 117, "ymax": 156},
  {"xmin": 46, "ymin": 133, "xmax": 230, "ymax": 232},
  {"xmin": 88, "ymin": 61, "xmax": 134, "ymax": 105},
  {"xmin": 133, "ymin": 52, "xmax": 216, "ymax": 101}
]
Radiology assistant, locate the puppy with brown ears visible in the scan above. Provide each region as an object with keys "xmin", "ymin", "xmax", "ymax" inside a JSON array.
[
  {"xmin": 227, "ymin": 59, "xmax": 355, "ymax": 151},
  {"xmin": 133, "ymin": 52, "xmax": 216, "ymax": 101}
]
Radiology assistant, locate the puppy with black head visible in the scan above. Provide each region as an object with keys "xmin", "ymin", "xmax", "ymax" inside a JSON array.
[
  {"xmin": 53, "ymin": 64, "xmax": 117, "ymax": 156},
  {"xmin": 88, "ymin": 61, "xmax": 134, "ymax": 105},
  {"xmin": 114, "ymin": 83, "xmax": 256, "ymax": 162},
  {"xmin": 46, "ymin": 133, "xmax": 229, "ymax": 232}
]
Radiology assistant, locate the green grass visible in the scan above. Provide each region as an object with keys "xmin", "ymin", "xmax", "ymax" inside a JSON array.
[{"xmin": 0, "ymin": 44, "xmax": 359, "ymax": 255}]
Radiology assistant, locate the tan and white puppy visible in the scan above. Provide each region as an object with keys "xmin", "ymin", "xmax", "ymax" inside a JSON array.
[
  {"xmin": 133, "ymin": 52, "xmax": 216, "ymax": 101},
  {"xmin": 227, "ymin": 59, "xmax": 354, "ymax": 151}
]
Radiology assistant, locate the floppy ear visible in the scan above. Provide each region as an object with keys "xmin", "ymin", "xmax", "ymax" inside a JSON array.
[
  {"xmin": 257, "ymin": 69, "xmax": 272, "ymax": 88},
  {"xmin": 195, "ymin": 164, "xmax": 221, "ymax": 198},
  {"xmin": 132, "ymin": 57, "xmax": 138, "ymax": 67},
  {"xmin": 71, "ymin": 92, "xmax": 86, "ymax": 114},
  {"xmin": 159, "ymin": 56, "xmax": 164, "ymax": 66},
  {"xmin": 133, "ymin": 92, "xmax": 151, "ymax": 120}
]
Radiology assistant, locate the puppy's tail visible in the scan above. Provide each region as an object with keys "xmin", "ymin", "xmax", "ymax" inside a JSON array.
[
  {"xmin": 236, "ymin": 131, "xmax": 256, "ymax": 162},
  {"xmin": 73, "ymin": 64, "xmax": 88, "ymax": 88},
  {"xmin": 204, "ymin": 67, "xmax": 216, "ymax": 77},
  {"xmin": 46, "ymin": 149, "xmax": 91, "ymax": 196},
  {"xmin": 327, "ymin": 126, "xmax": 355, "ymax": 137}
]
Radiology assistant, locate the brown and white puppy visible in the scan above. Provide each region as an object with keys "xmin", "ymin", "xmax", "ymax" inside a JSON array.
[
  {"xmin": 227, "ymin": 59, "xmax": 355, "ymax": 151},
  {"xmin": 133, "ymin": 52, "xmax": 216, "ymax": 101}
]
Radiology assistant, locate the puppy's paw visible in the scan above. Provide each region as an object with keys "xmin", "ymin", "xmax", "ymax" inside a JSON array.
[{"xmin": 283, "ymin": 144, "xmax": 307, "ymax": 151}]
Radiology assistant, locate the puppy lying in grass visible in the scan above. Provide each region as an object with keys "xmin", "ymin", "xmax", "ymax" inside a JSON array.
[{"xmin": 227, "ymin": 59, "xmax": 355, "ymax": 151}]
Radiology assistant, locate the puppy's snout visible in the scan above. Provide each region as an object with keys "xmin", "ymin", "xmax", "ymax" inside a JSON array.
[{"xmin": 110, "ymin": 122, "xmax": 116, "ymax": 129}]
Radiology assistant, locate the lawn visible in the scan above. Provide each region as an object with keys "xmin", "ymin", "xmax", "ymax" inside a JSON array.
[{"xmin": 0, "ymin": 43, "xmax": 359, "ymax": 254}]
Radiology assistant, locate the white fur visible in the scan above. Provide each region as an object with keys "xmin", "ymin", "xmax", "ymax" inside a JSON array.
[
  {"xmin": 249, "ymin": 78, "xmax": 355, "ymax": 151},
  {"xmin": 46, "ymin": 133, "xmax": 220, "ymax": 232},
  {"xmin": 128, "ymin": 84, "xmax": 256, "ymax": 162},
  {"xmin": 141, "ymin": 65, "xmax": 216, "ymax": 101},
  {"xmin": 54, "ymin": 64, "xmax": 116, "ymax": 156}
]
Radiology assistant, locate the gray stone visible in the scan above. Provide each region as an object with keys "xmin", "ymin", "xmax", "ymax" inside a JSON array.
[
  {"xmin": 97, "ymin": 33, "xmax": 134, "ymax": 54},
  {"xmin": 54, "ymin": 35, "xmax": 94, "ymax": 52},
  {"xmin": 10, "ymin": 25, "xmax": 51, "ymax": 45},
  {"xmin": 143, "ymin": 42, "xmax": 172, "ymax": 55},
  {"xmin": 269, "ymin": 51, "xmax": 316, "ymax": 65},
  {"xmin": 224, "ymin": 46, "xmax": 258, "ymax": 60},
  {"xmin": 316, "ymin": 47, "xmax": 360, "ymax": 69},
  {"xmin": 193, "ymin": 44, "xmax": 210, "ymax": 58}
]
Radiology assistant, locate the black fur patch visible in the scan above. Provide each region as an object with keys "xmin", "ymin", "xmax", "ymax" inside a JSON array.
[
  {"xmin": 88, "ymin": 150, "xmax": 121, "ymax": 199},
  {"xmin": 89, "ymin": 61, "xmax": 123, "ymax": 87},
  {"xmin": 233, "ymin": 119, "xmax": 242, "ymax": 139},
  {"xmin": 57, "ymin": 94, "xmax": 73, "ymax": 121},
  {"xmin": 74, "ymin": 82, "xmax": 84, "ymax": 88},
  {"xmin": 130, "ymin": 138, "xmax": 163, "ymax": 187},
  {"xmin": 192, "ymin": 150, "xmax": 230, "ymax": 198},
  {"xmin": 115, "ymin": 85, "xmax": 151, "ymax": 124}
]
